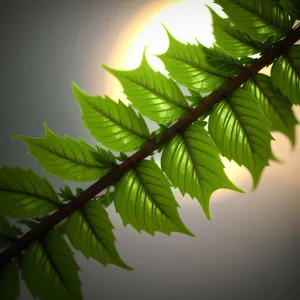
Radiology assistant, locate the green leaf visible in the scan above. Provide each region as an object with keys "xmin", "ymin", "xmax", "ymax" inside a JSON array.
[
  {"xmin": 271, "ymin": 45, "xmax": 300, "ymax": 105},
  {"xmin": 206, "ymin": 6, "xmax": 267, "ymax": 57},
  {"xmin": 21, "ymin": 230, "xmax": 82, "ymax": 300},
  {"xmin": 66, "ymin": 199, "xmax": 132, "ymax": 270},
  {"xmin": 100, "ymin": 188, "xmax": 114, "ymax": 208},
  {"xmin": 200, "ymin": 43, "xmax": 245, "ymax": 76},
  {"xmin": 103, "ymin": 50, "xmax": 190, "ymax": 124},
  {"xmin": 58, "ymin": 184, "xmax": 74, "ymax": 202},
  {"xmin": 244, "ymin": 73, "xmax": 298, "ymax": 146},
  {"xmin": 72, "ymin": 83, "xmax": 151, "ymax": 152},
  {"xmin": 13, "ymin": 123, "xmax": 116, "ymax": 182},
  {"xmin": 279, "ymin": 0, "xmax": 300, "ymax": 20},
  {"xmin": 161, "ymin": 123, "xmax": 243, "ymax": 220},
  {"xmin": 0, "ymin": 166, "xmax": 60, "ymax": 218},
  {"xmin": 214, "ymin": 0, "xmax": 293, "ymax": 42},
  {"xmin": 157, "ymin": 26, "xmax": 230, "ymax": 93},
  {"xmin": 0, "ymin": 214, "xmax": 16, "ymax": 249},
  {"xmin": 208, "ymin": 88, "xmax": 273, "ymax": 189},
  {"xmin": 114, "ymin": 159, "xmax": 194, "ymax": 236},
  {"xmin": 0, "ymin": 261, "xmax": 19, "ymax": 300}
]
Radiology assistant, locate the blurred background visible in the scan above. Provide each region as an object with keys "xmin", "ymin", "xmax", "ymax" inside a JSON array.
[{"xmin": 1, "ymin": 0, "xmax": 299, "ymax": 299}]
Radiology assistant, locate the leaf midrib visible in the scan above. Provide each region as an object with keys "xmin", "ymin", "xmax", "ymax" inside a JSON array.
[
  {"xmin": 120, "ymin": 73, "xmax": 191, "ymax": 111},
  {"xmin": 225, "ymin": 98, "xmax": 255, "ymax": 165},
  {"xmin": 88, "ymin": 99, "xmax": 150, "ymax": 141},
  {"xmin": 136, "ymin": 168, "xmax": 176, "ymax": 232},
  {"xmin": 164, "ymin": 50, "xmax": 231, "ymax": 80},
  {"xmin": 80, "ymin": 208, "xmax": 117, "ymax": 264},
  {"xmin": 228, "ymin": 0, "xmax": 288, "ymax": 34},
  {"xmin": 0, "ymin": 188, "xmax": 60, "ymax": 207},
  {"xmin": 252, "ymin": 78, "xmax": 289, "ymax": 127},
  {"xmin": 40, "ymin": 239, "xmax": 74, "ymax": 298},
  {"xmin": 27, "ymin": 140, "xmax": 110, "ymax": 170}
]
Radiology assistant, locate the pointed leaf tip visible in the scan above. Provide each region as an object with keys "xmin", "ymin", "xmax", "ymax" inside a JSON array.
[
  {"xmin": 13, "ymin": 126, "xmax": 114, "ymax": 182},
  {"xmin": 161, "ymin": 123, "xmax": 243, "ymax": 220}
]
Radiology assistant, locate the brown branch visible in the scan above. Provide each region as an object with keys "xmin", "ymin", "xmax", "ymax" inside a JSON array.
[{"xmin": 1, "ymin": 26, "xmax": 300, "ymax": 271}]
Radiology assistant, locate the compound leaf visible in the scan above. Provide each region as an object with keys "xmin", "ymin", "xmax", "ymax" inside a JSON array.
[
  {"xmin": 214, "ymin": 0, "xmax": 293, "ymax": 43},
  {"xmin": 244, "ymin": 73, "xmax": 298, "ymax": 146},
  {"xmin": 13, "ymin": 123, "xmax": 116, "ymax": 182},
  {"xmin": 271, "ymin": 45, "xmax": 300, "ymax": 105},
  {"xmin": 206, "ymin": 6, "xmax": 267, "ymax": 57},
  {"xmin": 103, "ymin": 51, "xmax": 190, "ymax": 124},
  {"xmin": 66, "ymin": 199, "xmax": 132, "ymax": 270},
  {"xmin": 161, "ymin": 122, "xmax": 243, "ymax": 220},
  {"xmin": 21, "ymin": 230, "xmax": 82, "ymax": 300},
  {"xmin": 0, "ymin": 261, "xmax": 19, "ymax": 300},
  {"xmin": 208, "ymin": 88, "xmax": 273, "ymax": 189},
  {"xmin": 157, "ymin": 26, "xmax": 230, "ymax": 93},
  {"xmin": 72, "ymin": 83, "xmax": 150, "ymax": 152},
  {"xmin": 114, "ymin": 159, "xmax": 194, "ymax": 236},
  {"xmin": 0, "ymin": 166, "xmax": 60, "ymax": 218}
]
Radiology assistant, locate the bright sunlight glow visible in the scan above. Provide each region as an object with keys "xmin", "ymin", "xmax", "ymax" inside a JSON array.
[{"xmin": 104, "ymin": 0, "xmax": 252, "ymax": 196}]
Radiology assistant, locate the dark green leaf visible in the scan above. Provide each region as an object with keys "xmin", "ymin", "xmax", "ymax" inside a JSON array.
[
  {"xmin": 114, "ymin": 159, "xmax": 194, "ymax": 236},
  {"xmin": 244, "ymin": 73, "xmax": 298, "ymax": 146},
  {"xmin": 72, "ymin": 83, "xmax": 151, "ymax": 152},
  {"xmin": 21, "ymin": 230, "xmax": 82, "ymax": 300},
  {"xmin": 13, "ymin": 123, "xmax": 116, "ymax": 182},
  {"xmin": 67, "ymin": 199, "xmax": 132, "ymax": 270},
  {"xmin": 0, "ymin": 261, "xmax": 19, "ymax": 300},
  {"xmin": 161, "ymin": 123, "xmax": 243, "ymax": 219},
  {"xmin": 0, "ymin": 214, "xmax": 16, "ymax": 249},
  {"xmin": 208, "ymin": 88, "xmax": 273, "ymax": 189},
  {"xmin": 279, "ymin": 0, "xmax": 300, "ymax": 20},
  {"xmin": 0, "ymin": 166, "xmax": 60, "ymax": 218},
  {"xmin": 271, "ymin": 45, "xmax": 300, "ymax": 105},
  {"xmin": 103, "ymin": 51, "xmax": 191, "ymax": 124}
]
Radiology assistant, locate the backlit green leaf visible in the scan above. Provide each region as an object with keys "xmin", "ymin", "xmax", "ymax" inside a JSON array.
[
  {"xmin": 200, "ymin": 43, "xmax": 245, "ymax": 76},
  {"xmin": 13, "ymin": 123, "xmax": 116, "ymax": 182},
  {"xmin": 244, "ymin": 73, "xmax": 298, "ymax": 146},
  {"xmin": 72, "ymin": 83, "xmax": 150, "ymax": 152},
  {"xmin": 114, "ymin": 159, "xmax": 194, "ymax": 236},
  {"xmin": 157, "ymin": 27, "xmax": 229, "ymax": 92},
  {"xmin": 67, "ymin": 199, "xmax": 132, "ymax": 270},
  {"xmin": 208, "ymin": 88, "xmax": 273, "ymax": 189},
  {"xmin": 279, "ymin": 0, "xmax": 300, "ymax": 20},
  {"xmin": 271, "ymin": 45, "xmax": 300, "ymax": 105},
  {"xmin": 0, "ymin": 214, "xmax": 16, "ymax": 249},
  {"xmin": 21, "ymin": 230, "xmax": 82, "ymax": 300},
  {"xmin": 0, "ymin": 166, "xmax": 60, "ymax": 218},
  {"xmin": 214, "ymin": 0, "xmax": 293, "ymax": 42},
  {"xmin": 206, "ymin": 6, "xmax": 267, "ymax": 57},
  {"xmin": 103, "ymin": 52, "xmax": 190, "ymax": 124},
  {"xmin": 161, "ymin": 122, "xmax": 243, "ymax": 220},
  {"xmin": 0, "ymin": 261, "xmax": 19, "ymax": 300}
]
